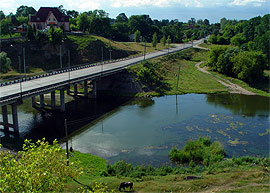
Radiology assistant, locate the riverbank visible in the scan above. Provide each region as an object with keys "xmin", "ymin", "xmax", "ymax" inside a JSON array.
[
  {"xmin": 128, "ymin": 47, "xmax": 269, "ymax": 97},
  {"xmin": 65, "ymin": 150, "xmax": 270, "ymax": 192}
]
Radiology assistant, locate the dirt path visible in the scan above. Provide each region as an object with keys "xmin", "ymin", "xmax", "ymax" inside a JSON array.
[{"xmin": 195, "ymin": 62, "xmax": 256, "ymax": 95}]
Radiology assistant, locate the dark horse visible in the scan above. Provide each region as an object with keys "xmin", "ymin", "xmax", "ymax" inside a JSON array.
[{"xmin": 119, "ymin": 182, "xmax": 133, "ymax": 191}]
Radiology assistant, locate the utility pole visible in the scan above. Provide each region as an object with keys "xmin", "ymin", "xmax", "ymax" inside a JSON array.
[
  {"xmin": 176, "ymin": 65, "xmax": 181, "ymax": 91},
  {"xmin": 144, "ymin": 39, "xmax": 146, "ymax": 60},
  {"xmin": 109, "ymin": 42, "xmax": 112, "ymax": 61},
  {"xmin": 65, "ymin": 119, "xmax": 69, "ymax": 166},
  {"xmin": 23, "ymin": 47, "xmax": 26, "ymax": 73},
  {"xmin": 60, "ymin": 44, "xmax": 62, "ymax": 68},
  {"xmin": 68, "ymin": 50, "xmax": 71, "ymax": 85}
]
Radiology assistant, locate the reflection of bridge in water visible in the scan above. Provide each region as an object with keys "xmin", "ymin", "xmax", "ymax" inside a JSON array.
[{"xmin": 0, "ymin": 39, "xmax": 204, "ymax": 136}]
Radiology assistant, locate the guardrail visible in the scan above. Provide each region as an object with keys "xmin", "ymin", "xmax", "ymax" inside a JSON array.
[{"xmin": 0, "ymin": 39, "xmax": 203, "ymax": 104}]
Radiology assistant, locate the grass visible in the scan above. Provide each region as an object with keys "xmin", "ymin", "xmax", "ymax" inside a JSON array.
[
  {"xmin": 0, "ymin": 33, "xmax": 23, "ymax": 39},
  {"xmin": 65, "ymin": 150, "xmax": 270, "ymax": 192},
  {"xmin": 67, "ymin": 35, "xmax": 97, "ymax": 50},
  {"xmin": 129, "ymin": 48, "xmax": 228, "ymax": 96}
]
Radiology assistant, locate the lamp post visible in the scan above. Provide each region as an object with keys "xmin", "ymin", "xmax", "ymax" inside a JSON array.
[
  {"xmin": 101, "ymin": 47, "xmax": 104, "ymax": 76},
  {"xmin": 10, "ymin": 44, "xmax": 23, "ymax": 102},
  {"xmin": 68, "ymin": 49, "xmax": 71, "ymax": 85},
  {"xmin": 144, "ymin": 38, "xmax": 146, "ymax": 60},
  {"xmin": 109, "ymin": 41, "xmax": 112, "ymax": 61},
  {"xmin": 60, "ymin": 40, "xmax": 64, "ymax": 69}
]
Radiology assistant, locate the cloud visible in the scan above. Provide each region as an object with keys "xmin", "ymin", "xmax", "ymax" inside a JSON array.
[
  {"xmin": 62, "ymin": 0, "xmax": 102, "ymax": 12},
  {"xmin": 229, "ymin": 0, "xmax": 267, "ymax": 6}
]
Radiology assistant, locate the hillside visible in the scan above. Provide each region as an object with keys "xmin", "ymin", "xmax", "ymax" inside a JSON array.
[{"xmin": 0, "ymin": 34, "xmax": 166, "ymax": 80}]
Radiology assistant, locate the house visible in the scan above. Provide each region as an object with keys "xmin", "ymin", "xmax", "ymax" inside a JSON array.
[{"xmin": 29, "ymin": 7, "xmax": 70, "ymax": 31}]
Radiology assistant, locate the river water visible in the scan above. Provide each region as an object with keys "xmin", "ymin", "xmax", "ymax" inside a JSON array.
[{"xmin": 0, "ymin": 94, "xmax": 269, "ymax": 166}]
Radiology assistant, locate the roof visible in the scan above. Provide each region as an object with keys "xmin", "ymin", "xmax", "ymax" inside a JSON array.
[{"xmin": 30, "ymin": 7, "xmax": 69, "ymax": 22}]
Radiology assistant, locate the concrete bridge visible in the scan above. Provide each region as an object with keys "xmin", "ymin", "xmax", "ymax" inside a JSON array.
[{"xmin": 0, "ymin": 39, "xmax": 204, "ymax": 135}]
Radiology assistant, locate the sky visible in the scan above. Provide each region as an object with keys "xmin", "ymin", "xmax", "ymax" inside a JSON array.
[{"xmin": 1, "ymin": 0, "xmax": 269, "ymax": 23}]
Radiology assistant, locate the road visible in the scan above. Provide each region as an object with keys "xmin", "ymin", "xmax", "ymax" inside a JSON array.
[{"xmin": 0, "ymin": 39, "xmax": 204, "ymax": 103}]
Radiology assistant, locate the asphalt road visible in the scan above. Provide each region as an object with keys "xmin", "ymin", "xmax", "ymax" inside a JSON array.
[{"xmin": 0, "ymin": 39, "xmax": 204, "ymax": 102}]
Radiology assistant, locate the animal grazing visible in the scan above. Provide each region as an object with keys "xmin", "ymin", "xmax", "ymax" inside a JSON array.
[{"xmin": 119, "ymin": 182, "xmax": 133, "ymax": 191}]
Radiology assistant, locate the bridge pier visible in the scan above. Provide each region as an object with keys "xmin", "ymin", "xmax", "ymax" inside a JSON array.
[
  {"xmin": 40, "ymin": 94, "xmax": 45, "ymax": 108},
  {"xmin": 60, "ymin": 89, "xmax": 65, "ymax": 112},
  {"xmin": 89, "ymin": 81, "xmax": 97, "ymax": 98},
  {"xmin": 51, "ymin": 91, "xmax": 56, "ymax": 109},
  {"xmin": 0, "ymin": 103, "xmax": 19, "ymax": 136},
  {"xmin": 84, "ymin": 80, "xmax": 89, "ymax": 97},
  {"xmin": 11, "ymin": 103, "xmax": 19, "ymax": 133},
  {"xmin": 1, "ymin": 105, "xmax": 9, "ymax": 132},
  {"xmin": 74, "ymin": 84, "xmax": 78, "ymax": 96}
]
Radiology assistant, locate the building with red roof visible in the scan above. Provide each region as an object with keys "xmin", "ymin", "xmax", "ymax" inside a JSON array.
[{"xmin": 29, "ymin": 7, "xmax": 70, "ymax": 31}]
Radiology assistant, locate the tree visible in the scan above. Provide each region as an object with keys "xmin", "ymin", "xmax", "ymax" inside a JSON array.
[
  {"xmin": 0, "ymin": 18, "xmax": 11, "ymax": 35},
  {"xmin": 231, "ymin": 33, "xmax": 246, "ymax": 46},
  {"xmin": 76, "ymin": 12, "xmax": 89, "ymax": 32},
  {"xmin": 204, "ymin": 19, "xmax": 210, "ymax": 25},
  {"xmin": 160, "ymin": 35, "xmax": 166, "ymax": 47},
  {"xmin": 134, "ymin": 30, "xmax": 141, "ymax": 42},
  {"xmin": 152, "ymin": 32, "xmax": 158, "ymax": 48},
  {"xmin": 0, "ymin": 11, "xmax": 5, "ymax": 20},
  {"xmin": 48, "ymin": 27, "xmax": 64, "ymax": 45},
  {"xmin": 0, "ymin": 52, "xmax": 11, "ymax": 73},
  {"xmin": 0, "ymin": 139, "xmax": 80, "ymax": 192},
  {"xmin": 115, "ymin": 13, "xmax": 128, "ymax": 23},
  {"xmin": 16, "ymin": 5, "xmax": 36, "ymax": 17},
  {"xmin": 232, "ymin": 51, "xmax": 266, "ymax": 83},
  {"xmin": 167, "ymin": 35, "xmax": 172, "ymax": 45}
]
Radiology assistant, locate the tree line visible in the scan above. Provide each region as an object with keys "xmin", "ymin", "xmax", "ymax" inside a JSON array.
[
  {"xmin": 206, "ymin": 15, "xmax": 269, "ymax": 84},
  {"xmin": 0, "ymin": 5, "xmax": 214, "ymax": 43},
  {"xmin": 208, "ymin": 15, "xmax": 270, "ymax": 64}
]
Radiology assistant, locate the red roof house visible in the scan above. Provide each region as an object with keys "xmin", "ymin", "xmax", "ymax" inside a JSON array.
[{"xmin": 29, "ymin": 7, "xmax": 70, "ymax": 31}]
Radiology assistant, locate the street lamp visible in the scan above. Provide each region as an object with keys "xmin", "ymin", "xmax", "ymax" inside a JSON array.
[
  {"xmin": 144, "ymin": 38, "xmax": 146, "ymax": 60},
  {"xmin": 10, "ymin": 44, "xmax": 23, "ymax": 102},
  {"xmin": 60, "ymin": 40, "xmax": 64, "ymax": 69},
  {"xmin": 109, "ymin": 41, "xmax": 112, "ymax": 61}
]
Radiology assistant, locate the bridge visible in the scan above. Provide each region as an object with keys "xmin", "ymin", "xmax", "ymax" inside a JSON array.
[{"xmin": 0, "ymin": 39, "xmax": 204, "ymax": 135}]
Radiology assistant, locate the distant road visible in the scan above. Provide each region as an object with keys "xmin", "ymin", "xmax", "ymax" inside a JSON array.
[{"xmin": 0, "ymin": 38, "xmax": 204, "ymax": 103}]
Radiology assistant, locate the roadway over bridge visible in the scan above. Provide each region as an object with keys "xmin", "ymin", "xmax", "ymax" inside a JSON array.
[{"xmin": 0, "ymin": 39, "xmax": 204, "ymax": 135}]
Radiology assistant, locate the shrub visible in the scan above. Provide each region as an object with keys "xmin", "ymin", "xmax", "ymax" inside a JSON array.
[
  {"xmin": 168, "ymin": 137, "xmax": 226, "ymax": 166},
  {"xmin": 0, "ymin": 51, "xmax": 11, "ymax": 73}
]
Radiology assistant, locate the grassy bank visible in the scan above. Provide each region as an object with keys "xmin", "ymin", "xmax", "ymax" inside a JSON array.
[
  {"xmin": 199, "ymin": 43, "xmax": 270, "ymax": 97},
  {"xmin": 65, "ymin": 151, "xmax": 270, "ymax": 192},
  {"xmin": 128, "ymin": 48, "xmax": 228, "ymax": 96}
]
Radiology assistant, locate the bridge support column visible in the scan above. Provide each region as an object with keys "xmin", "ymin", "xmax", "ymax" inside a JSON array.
[
  {"xmin": 67, "ymin": 86, "xmax": 70, "ymax": 95},
  {"xmin": 84, "ymin": 80, "xmax": 88, "ymax": 97},
  {"xmin": 31, "ymin": 97, "xmax": 36, "ymax": 107},
  {"xmin": 60, "ymin": 89, "xmax": 65, "ymax": 112},
  {"xmin": 90, "ymin": 81, "xmax": 97, "ymax": 98},
  {"xmin": 11, "ymin": 103, "xmax": 19, "ymax": 133},
  {"xmin": 74, "ymin": 84, "xmax": 78, "ymax": 96},
  {"xmin": 40, "ymin": 94, "xmax": 45, "ymax": 108},
  {"xmin": 51, "ymin": 91, "xmax": 56, "ymax": 109},
  {"xmin": 1, "ymin": 105, "xmax": 9, "ymax": 132}
]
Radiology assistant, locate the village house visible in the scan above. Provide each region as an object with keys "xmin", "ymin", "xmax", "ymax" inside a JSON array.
[{"xmin": 29, "ymin": 7, "xmax": 70, "ymax": 31}]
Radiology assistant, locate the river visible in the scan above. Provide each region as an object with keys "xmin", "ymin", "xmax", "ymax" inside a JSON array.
[{"xmin": 0, "ymin": 94, "xmax": 269, "ymax": 166}]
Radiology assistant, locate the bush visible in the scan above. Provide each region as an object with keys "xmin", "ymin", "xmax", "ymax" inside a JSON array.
[
  {"xmin": 0, "ymin": 139, "xmax": 81, "ymax": 192},
  {"xmin": 232, "ymin": 51, "xmax": 266, "ymax": 83},
  {"xmin": 0, "ymin": 51, "xmax": 11, "ymax": 73},
  {"xmin": 169, "ymin": 137, "xmax": 226, "ymax": 166}
]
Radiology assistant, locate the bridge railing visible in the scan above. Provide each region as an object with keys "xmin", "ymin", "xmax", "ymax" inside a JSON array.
[{"xmin": 0, "ymin": 38, "xmax": 204, "ymax": 89}]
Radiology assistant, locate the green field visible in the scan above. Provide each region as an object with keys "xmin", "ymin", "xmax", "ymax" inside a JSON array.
[{"xmin": 65, "ymin": 151, "xmax": 270, "ymax": 192}]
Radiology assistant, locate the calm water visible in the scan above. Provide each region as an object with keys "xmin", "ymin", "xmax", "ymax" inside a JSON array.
[
  {"xmin": 1, "ymin": 94, "xmax": 269, "ymax": 166},
  {"xmin": 66, "ymin": 94, "xmax": 269, "ymax": 166}
]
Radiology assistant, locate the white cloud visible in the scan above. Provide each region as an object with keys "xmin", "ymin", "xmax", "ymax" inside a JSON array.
[
  {"xmin": 229, "ymin": 0, "xmax": 267, "ymax": 6},
  {"xmin": 62, "ymin": 0, "xmax": 102, "ymax": 12}
]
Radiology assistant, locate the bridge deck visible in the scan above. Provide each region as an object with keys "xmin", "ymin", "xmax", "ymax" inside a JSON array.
[{"xmin": 0, "ymin": 40, "xmax": 203, "ymax": 105}]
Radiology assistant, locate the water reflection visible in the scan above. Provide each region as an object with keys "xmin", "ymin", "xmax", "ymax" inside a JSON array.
[{"xmin": 206, "ymin": 94, "xmax": 270, "ymax": 117}]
